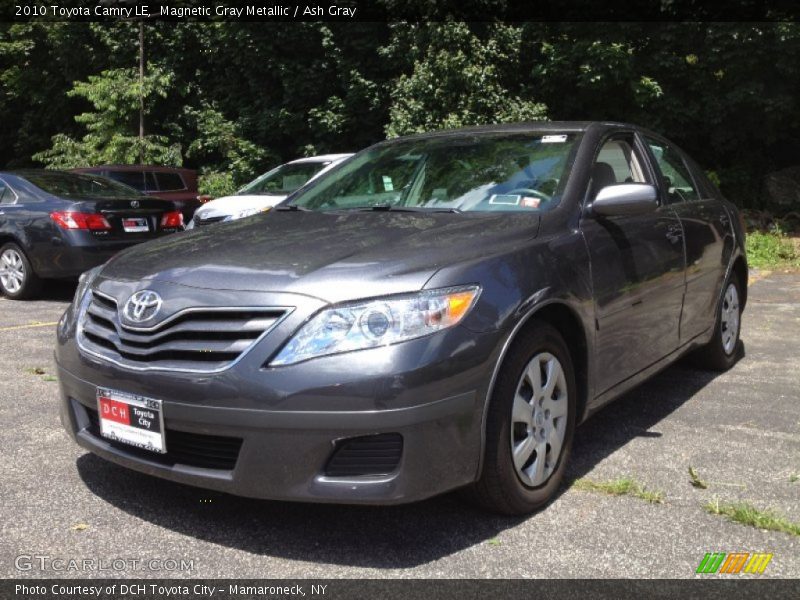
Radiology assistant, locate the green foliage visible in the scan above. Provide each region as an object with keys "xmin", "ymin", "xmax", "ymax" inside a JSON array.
[
  {"xmin": 1, "ymin": 21, "xmax": 799, "ymax": 214},
  {"xmin": 705, "ymin": 499, "xmax": 800, "ymax": 536},
  {"xmin": 197, "ymin": 170, "xmax": 237, "ymax": 198},
  {"xmin": 746, "ymin": 230, "xmax": 800, "ymax": 269},
  {"xmin": 184, "ymin": 103, "xmax": 271, "ymax": 188},
  {"xmin": 573, "ymin": 476, "xmax": 665, "ymax": 504},
  {"xmin": 33, "ymin": 67, "xmax": 181, "ymax": 167},
  {"xmin": 385, "ymin": 23, "xmax": 547, "ymax": 137}
]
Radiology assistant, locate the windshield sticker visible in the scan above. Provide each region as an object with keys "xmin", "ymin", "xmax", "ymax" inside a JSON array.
[
  {"xmin": 489, "ymin": 194, "xmax": 521, "ymax": 206},
  {"xmin": 521, "ymin": 197, "xmax": 541, "ymax": 208},
  {"xmin": 382, "ymin": 176, "xmax": 394, "ymax": 191},
  {"xmin": 541, "ymin": 135, "xmax": 568, "ymax": 143}
]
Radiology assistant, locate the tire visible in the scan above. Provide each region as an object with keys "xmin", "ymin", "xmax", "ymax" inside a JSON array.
[
  {"xmin": 0, "ymin": 242, "xmax": 42, "ymax": 300},
  {"xmin": 691, "ymin": 274, "xmax": 743, "ymax": 371},
  {"xmin": 468, "ymin": 320, "xmax": 577, "ymax": 515}
]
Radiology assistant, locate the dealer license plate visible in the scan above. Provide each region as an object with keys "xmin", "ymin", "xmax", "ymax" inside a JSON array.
[
  {"xmin": 122, "ymin": 217, "xmax": 149, "ymax": 233},
  {"xmin": 96, "ymin": 388, "xmax": 166, "ymax": 454}
]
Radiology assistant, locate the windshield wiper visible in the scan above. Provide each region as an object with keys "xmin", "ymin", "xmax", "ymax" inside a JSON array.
[
  {"xmin": 274, "ymin": 204, "xmax": 311, "ymax": 211},
  {"xmin": 345, "ymin": 204, "xmax": 462, "ymax": 214}
]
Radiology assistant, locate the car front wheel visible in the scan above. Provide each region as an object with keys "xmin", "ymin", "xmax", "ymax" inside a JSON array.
[
  {"xmin": 469, "ymin": 321, "xmax": 577, "ymax": 515},
  {"xmin": 0, "ymin": 242, "xmax": 41, "ymax": 300}
]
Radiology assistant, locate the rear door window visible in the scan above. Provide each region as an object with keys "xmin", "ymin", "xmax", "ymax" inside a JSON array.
[
  {"xmin": 106, "ymin": 170, "xmax": 146, "ymax": 192},
  {"xmin": 153, "ymin": 172, "xmax": 186, "ymax": 191}
]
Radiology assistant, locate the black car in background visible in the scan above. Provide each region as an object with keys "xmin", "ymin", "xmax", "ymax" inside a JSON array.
[
  {"xmin": 57, "ymin": 122, "xmax": 747, "ymax": 514},
  {"xmin": 0, "ymin": 170, "xmax": 184, "ymax": 299}
]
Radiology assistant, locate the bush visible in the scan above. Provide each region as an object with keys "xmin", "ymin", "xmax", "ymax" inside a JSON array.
[{"xmin": 746, "ymin": 230, "xmax": 800, "ymax": 269}]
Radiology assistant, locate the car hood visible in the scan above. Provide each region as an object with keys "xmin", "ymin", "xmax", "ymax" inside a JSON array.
[
  {"xmin": 193, "ymin": 194, "xmax": 287, "ymax": 219},
  {"xmin": 101, "ymin": 211, "xmax": 540, "ymax": 303}
]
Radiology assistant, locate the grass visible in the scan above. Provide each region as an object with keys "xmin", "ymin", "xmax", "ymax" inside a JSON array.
[
  {"xmin": 25, "ymin": 367, "xmax": 46, "ymax": 375},
  {"xmin": 704, "ymin": 499, "xmax": 800, "ymax": 537},
  {"xmin": 688, "ymin": 466, "xmax": 708, "ymax": 489},
  {"xmin": 790, "ymin": 474, "xmax": 798, "ymax": 484},
  {"xmin": 43, "ymin": 375, "xmax": 57, "ymax": 382},
  {"xmin": 572, "ymin": 476, "xmax": 664, "ymax": 504},
  {"xmin": 745, "ymin": 230, "xmax": 800, "ymax": 269}
]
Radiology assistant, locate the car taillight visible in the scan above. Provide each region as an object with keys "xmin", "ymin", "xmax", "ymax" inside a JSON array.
[
  {"xmin": 50, "ymin": 211, "xmax": 111, "ymax": 231},
  {"xmin": 160, "ymin": 211, "xmax": 184, "ymax": 228}
]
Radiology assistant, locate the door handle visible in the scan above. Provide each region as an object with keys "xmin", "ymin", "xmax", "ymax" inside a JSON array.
[{"xmin": 666, "ymin": 224, "xmax": 682, "ymax": 244}]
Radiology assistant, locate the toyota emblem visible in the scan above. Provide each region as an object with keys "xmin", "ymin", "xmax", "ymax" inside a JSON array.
[{"xmin": 123, "ymin": 290, "xmax": 162, "ymax": 323}]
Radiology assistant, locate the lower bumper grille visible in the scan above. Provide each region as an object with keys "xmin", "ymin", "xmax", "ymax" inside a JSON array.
[
  {"xmin": 325, "ymin": 433, "xmax": 403, "ymax": 477},
  {"xmin": 85, "ymin": 406, "xmax": 242, "ymax": 471}
]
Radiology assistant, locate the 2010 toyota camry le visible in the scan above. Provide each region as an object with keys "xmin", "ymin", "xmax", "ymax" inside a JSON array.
[{"xmin": 56, "ymin": 122, "xmax": 747, "ymax": 515}]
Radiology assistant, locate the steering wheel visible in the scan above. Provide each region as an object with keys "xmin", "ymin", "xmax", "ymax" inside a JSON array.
[{"xmin": 505, "ymin": 188, "xmax": 552, "ymax": 202}]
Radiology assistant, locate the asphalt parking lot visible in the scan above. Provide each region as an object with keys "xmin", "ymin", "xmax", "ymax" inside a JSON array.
[{"xmin": 1, "ymin": 272, "xmax": 798, "ymax": 579}]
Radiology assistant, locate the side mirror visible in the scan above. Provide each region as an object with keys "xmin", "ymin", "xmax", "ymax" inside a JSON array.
[{"xmin": 591, "ymin": 183, "xmax": 658, "ymax": 217}]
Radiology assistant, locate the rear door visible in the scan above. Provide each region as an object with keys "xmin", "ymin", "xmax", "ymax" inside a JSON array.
[
  {"xmin": 643, "ymin": 136, "xmax": 731, "ymax": 341},
  {"xmin": 581, "ymin": 132, "xmax": 686, "ymax": 394}
]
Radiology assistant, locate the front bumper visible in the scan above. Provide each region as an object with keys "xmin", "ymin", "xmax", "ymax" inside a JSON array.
[{"xmin": 56, "ymin": 327, "xmax": 501, "ymax": 504}]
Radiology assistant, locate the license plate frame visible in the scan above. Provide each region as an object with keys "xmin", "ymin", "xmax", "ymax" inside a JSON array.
[
  {"xmin": 96, "ymin": 388, "xmax": 166, "ymax": 454},
  {"xmin": 122, "ymin": 217, "xmax": 150, "ymax": 233}
]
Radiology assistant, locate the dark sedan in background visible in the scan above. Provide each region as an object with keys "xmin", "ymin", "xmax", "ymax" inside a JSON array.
[
  {"xmin": 72, "ymin": 165, "xmax": 206, "ymax": 223},
  {"xmin": 56, "ymin": 122, "xmax": 747, "ymax": 514},
  {"xmin": 0, "ymin": 170, "xmax": 184, "ymax": 299}
]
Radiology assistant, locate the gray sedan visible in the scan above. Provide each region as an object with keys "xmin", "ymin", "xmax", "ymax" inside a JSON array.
[{"xmin": 55, "ymin": 122, "xmax": 746, "ymax": 514}]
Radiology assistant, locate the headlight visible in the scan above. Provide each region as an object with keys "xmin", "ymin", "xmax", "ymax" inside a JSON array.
[
  {"xmin": 59, "ymin": 265, "xmax": 102, "ymax": 337},
  {"xmin": 73, "ymin": 266, "xmax": 102, "ymax": 307},
  {"xmin": 270, "ymin": 285, "xmax": 481, "ymax": 366},
  {"xmin": 234, "ymin": 206, "xmax": 269, "ymax": 220}
]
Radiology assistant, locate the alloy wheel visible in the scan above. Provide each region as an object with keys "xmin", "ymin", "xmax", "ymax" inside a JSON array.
[
  {"xmin": 720, "ymin": 282, "xmax": 740, "ymax": 355},
  {"xmin": 510, "ymin": 352, "xmax": 569, "ymax": 487},
  {"xmin": 0, "ymin": 248, "xmax": 25, "ymax": 294}
]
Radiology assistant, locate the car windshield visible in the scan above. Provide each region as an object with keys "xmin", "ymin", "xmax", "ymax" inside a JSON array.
[
  {"xmin": 288, "ymin": 133, "xmax": 580, "ymax": 212},
  {"xmin": 238, "ymin": 161, "xmax": 330, "ymax": 196},
  {"xmin": 25, "ymin": 171, "xmax": 141, "ymax": 199}
]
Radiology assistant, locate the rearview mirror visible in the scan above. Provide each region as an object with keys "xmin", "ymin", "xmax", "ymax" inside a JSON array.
[{"xmin": 591, "ymin": 183, "xmax": 658, "ymax": 217}]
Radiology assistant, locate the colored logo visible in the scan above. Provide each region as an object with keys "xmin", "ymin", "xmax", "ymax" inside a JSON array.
[{"xmin": 696, "ymin": 552, "xmax": 773, "ymax": 574}]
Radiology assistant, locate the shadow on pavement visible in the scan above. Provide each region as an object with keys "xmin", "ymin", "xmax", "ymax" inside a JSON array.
[
  {"xmin": 39, "ymin": 280, "xmax": 78, "ymax": 302},
  {"xmin": 76, "ymin": 353, "xmax": 734, "ymax": 568}
]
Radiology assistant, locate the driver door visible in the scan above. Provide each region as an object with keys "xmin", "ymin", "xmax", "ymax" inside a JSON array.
[{"xmin": 580, "ymin": 133, "xmax": 686, "ymax": 395}]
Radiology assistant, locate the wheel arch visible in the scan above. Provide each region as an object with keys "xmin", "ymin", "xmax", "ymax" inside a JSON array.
[
  {"xmin": 731, "ymin": 254, "xmax": 748, "ymax": 310},
  {"xmin": 476, "ymin": 298, "xmax": 591, "ymax": 479}
]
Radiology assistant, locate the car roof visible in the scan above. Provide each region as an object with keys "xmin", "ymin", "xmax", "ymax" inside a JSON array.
[
  {"xmin": 1, "ymin": 168, "xmax": 91, "ymax": 177},
  {"xmin": 380, "ymin": 121, "xmax": 647, "ymax": 143},
  {"xmin": 287, "ymin": 154, "xmax": 353, "ymax": 165},
  {"xmin": 72, "ymin": 165, "xmax": 196, "ymax": 174}
]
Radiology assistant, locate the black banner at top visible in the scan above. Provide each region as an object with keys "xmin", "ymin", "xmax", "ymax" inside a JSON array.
[{"xmin": 4, "ymin": 0, "xmax": 800, "ymax": 22}]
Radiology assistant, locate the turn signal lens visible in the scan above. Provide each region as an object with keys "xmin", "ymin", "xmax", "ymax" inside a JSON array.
[
  {"xmin": 160, "ymin": 211, "xmax": 184, "ymax": 228},
  {"xmin": 50, "ymin": 211, "xmax": 111, "ymax": 231}
]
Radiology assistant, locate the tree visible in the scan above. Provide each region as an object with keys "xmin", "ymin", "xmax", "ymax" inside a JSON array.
[
  {"xmin": 33, "ymin": 66, "xmax": 181, "ymax": 168},
  {"xmin": 384, "ymin": 23, "xmax": 547, "ymax": 137}
]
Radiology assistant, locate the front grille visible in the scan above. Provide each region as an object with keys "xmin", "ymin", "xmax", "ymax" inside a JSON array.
[
  {"xmin": 79, "ymin": 291, "xmax": 286, "ymax": 372},
  {"xmin": 85, "ymin": 406, "xmax": 242, "ymax": 470},
  {"xmin": 194, "ymin": 215, "xmax": 227, "ymax": 226},
  {"xmin": 324, "ymin": 433, "xmax": 403, "ymax": 477}
]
